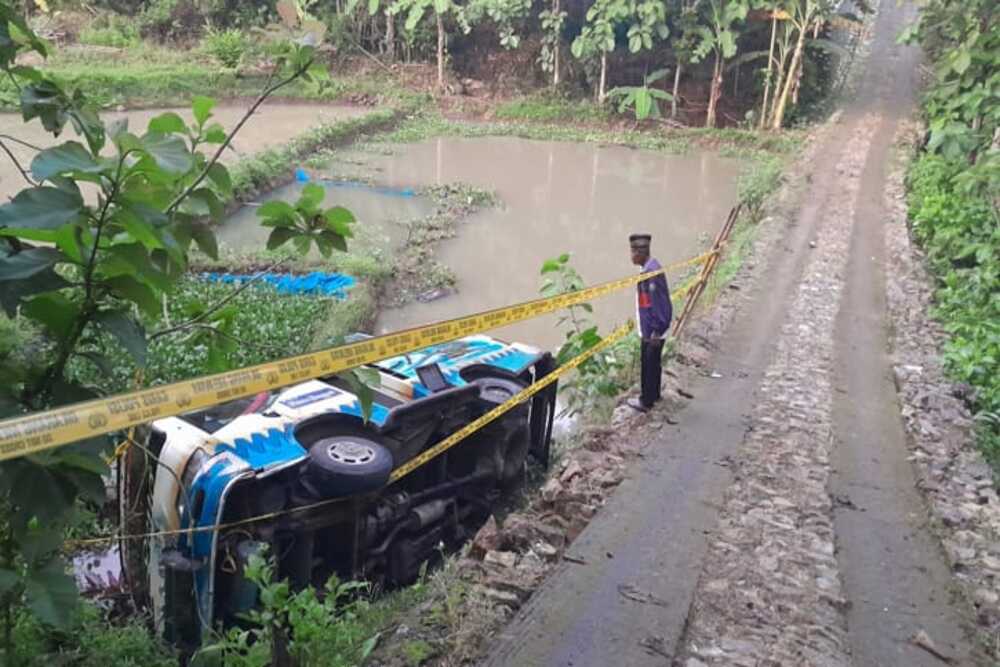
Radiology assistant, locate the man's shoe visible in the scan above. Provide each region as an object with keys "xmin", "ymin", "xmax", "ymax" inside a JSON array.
[{"xmin": 626, "ymin": 397, "xmax": 649, "ymax": 412}]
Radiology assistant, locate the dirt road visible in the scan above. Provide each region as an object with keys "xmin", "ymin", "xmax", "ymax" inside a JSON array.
[{"xmin": 481, "ymin": 1, "xmax": 983, "ymax": 665}]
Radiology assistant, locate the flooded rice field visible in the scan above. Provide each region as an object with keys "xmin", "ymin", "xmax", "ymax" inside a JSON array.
[
  {"xmin": 350, "ymin": 137, "xmax": 742, "ymax": 351},
  {"xmin": 0, "ymin": 102, "xmax": 368, "ymax": 201}
]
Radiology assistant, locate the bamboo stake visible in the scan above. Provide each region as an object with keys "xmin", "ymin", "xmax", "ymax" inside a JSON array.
[{"xmin": 671, "ymin": 204, "xmax": 741, "ymax": 338}]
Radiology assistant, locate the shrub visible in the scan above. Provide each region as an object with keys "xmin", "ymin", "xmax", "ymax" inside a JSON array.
[
  {"xmin": 79, "ymin": 14, "xmax": 140, "ymax": 48},
  {"xmin": 202, "ymin": 25, "xmax": 250, "ymax": 68},
  {"xmin": 138, "ymin": 0, "xmax": 203, "ymax": 41},
  {"xmin": 906, "ymin": 154, "xmax": 1000, "ymax": 465},
  {"xmin": 737, "ymin": 155, "xmax": 783, "ymax": 223},
  {"xmin": 8, "ymin": 604, "xmax": 177, "ymax": 666}
]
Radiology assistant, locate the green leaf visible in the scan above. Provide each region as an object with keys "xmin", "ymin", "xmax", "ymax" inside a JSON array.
[
  {"xmin": 0, "ymin": 247, "xmax": 64, "ymax": 280},
  {"xmin": 405, "ymin": 3, "xmax": 427, "ymax": 30},
  {"xmin": 141, "ymin": 133, "xmax": 194, "ymax": 174},
  {"xmin": 267, "ymin": 226, "xmax": 297, "ymax": 250},
  {"xmin": 298, "ymin": 182, "xmax": 326, "ymax": 212},
  {"xmin": 0, "ymin": 186, "xmax": 84, "ymax": 230},
  {"xmin": 646, "ymin": 68, "xmax": 669, "ymax": 85},
  {"xmin": 202, "ymin": 122, "xmax": 227, "ymax": 145},
  {"xmin": 433, "ymin": 0, "xmax": 449, "ymax": 13},
  {"xmin": 96, "ymin": 309, "xmax": 147, "ymax": 365},
  {"xmin": 634, "ymin": 88, "xmax": 652, "ymax": 120},
  {"xmin": 25, "ymin": 558, "xmax": 78, "ymax": 628},
  {"xmin": 0, "ymin": 270, "xmax": 69, "ymax": 317},
  {"xmin": 106, "ymin": 275, "xmax": 159, "ymax": 316},
  {"xmin": 22, "ymin": 292, "xmax": 80, "ymax": 339},
  {"xmin": 952, "ymin": 48, "xmax": 971, "ymax": 75},
  {"xmin": 323, "ymin": 206, "xmax": 355, "ymax": 237},
  {"xmin": 20, "ymin": 79, "xmax": 69, "ymax": 135},
  {"xmin": 77, "ymin": 351, "xmax": 114, "ymax": 377},
  {"xmin": 67, "ymin": 107, "xmax": 105, "ymax": 155},
  {"xmin": 318, "ymin": 229, "xmax": 348, "ymax": 253},
  {"xmin": 719, "ymin": 29, "xmax": 737, "ymax": 58},
  {"xmin": 180, "ymin": 188, "xmax": 223, "ymax": 222},
  {"xmin": 117, "ymin": 209, "xmax": 164, "ymax": 251},
  {"xmin": 19, "ymin": 521, "xmax": 65, "ymax": 562},
  {"xmin": 30, "ymin": 141, "xmax": 102, "ymax": 182},
  {"xmin": 207, "ymin": 163, "xmax": 233, "ymax": 198},
  {"xmin": 361, "ymin": 633, "xmax": 381, "ymax": 658},
  {"xmin": 541, "ymin": 258, "xmax": 561, "ymax": 274},
  {"xmin": 344, "ymin": 367, "xmax": 380, "ymax": 423},
  {"xmin": 368, "ymin": 0, "xmax": 380, "ymax": 14},
  {"xmin": 148, "ymin": 111, "xmax": 187, "ymax": 135},
  {"xmin": 191, "ymin": 222, "xmax": 219, "ymax": 260},
  {"xmin": 293, "ymin": 234, "xmax": 311, "ymax": 255},
  {"xmin": 0, "ymin": 569, "xmax": 18, "ymax": 596},
  {"xmin": 258, "ymin": 200, "xmax": 297, "ymax": 226},
  {"xmin": 192, "ymin": 96, "xmax": 216, "ymax": 127}
]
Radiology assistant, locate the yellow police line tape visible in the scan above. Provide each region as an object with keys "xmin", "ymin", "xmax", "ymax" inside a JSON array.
[{"xmin": 0, "ymin": 250, "xmax": 713, "ymax": 464}]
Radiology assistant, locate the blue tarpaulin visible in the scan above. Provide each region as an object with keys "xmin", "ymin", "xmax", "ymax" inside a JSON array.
[{"xmin": 202, "ymin": 271, "xmax": 356, "ymax": 299}]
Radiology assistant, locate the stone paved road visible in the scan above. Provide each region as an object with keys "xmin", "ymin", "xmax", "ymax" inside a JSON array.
[{"xmin": 479, "ymin": 1, "xmax": 985, "ymax": 665}]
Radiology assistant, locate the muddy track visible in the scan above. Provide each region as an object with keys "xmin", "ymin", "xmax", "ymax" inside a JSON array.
[{"xmin": 479, "ymin": 1, "xmax": 984, "ymax": 665}]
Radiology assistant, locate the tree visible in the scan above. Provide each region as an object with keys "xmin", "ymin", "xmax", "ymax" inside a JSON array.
[
  {"xmin": 692, "ymin": 0, "xmax": 749, "ymax": 127},
  {"xmin": 468, "ymin": 0, "xmax": 532, "ymax": 49},
  {"xmin": 669, "ymin": 0, "xmax": 703, "ymax": 119},
  {"xmin": 539, "ymin": 1, "xmax": 567, "ymax": 86},
  {"xmin": 769, "ymin": 0, "xmax": 837, "ymax": 129},
  {"xmin": 0, "ymin": 3, "xmax": 349, "ymax": 659},
  {"xmin": 572, "ymin": 0, "xmax": 626, "ymax": 102},
  {"xmin": 571, "ymin": 0, "xmax": 668, "ymax": 103},
  {"xmin": 393, "ymin": 0, "xmax": 472, "ymax": 89}
]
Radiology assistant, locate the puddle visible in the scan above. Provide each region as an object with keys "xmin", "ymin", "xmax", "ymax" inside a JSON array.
[
  {"xmin": 0, "ymin": 103, "xmax": 370, "ymax": 202},
  {"xmin": 354, "ymin": 137, "xmax": 741, "ymax": 352},
  {"xmin": 217, "ymin": 179, "xmax": 434, "ymax": 254}
]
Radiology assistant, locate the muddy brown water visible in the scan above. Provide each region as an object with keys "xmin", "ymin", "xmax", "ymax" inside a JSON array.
[
  {"xmin": 357, "ymin": 137, "xmax": 741, "ymax": 352},
  {"xmin": 0, "ymin": 103, "xmax": 368, "ymax": 202},
  {"xmin": 218, "ymin": 180, "xmax": 434, "ymax": 254}
]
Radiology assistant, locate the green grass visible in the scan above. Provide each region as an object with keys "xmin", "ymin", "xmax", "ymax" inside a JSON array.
[
  {"xmin": 0, "ymin": 42, "xmax": 429, "ymax": 111},
  {"xmin": 362, "ymin": 111, "xmax": 804, "ymax": 157},
  {"xmin": 494, "ymin": 93, "xmax": 611, "ymax": 123},
  {"xmin": 11, "ymin": 604, "xmax": 177, "ymax": 666}
]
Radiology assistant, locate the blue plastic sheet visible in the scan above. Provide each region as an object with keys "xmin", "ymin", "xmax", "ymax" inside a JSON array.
[
  {"xmin": 327, "ymin": 180, "xmax": 416, "ymax": 198},
  {"xmin": 202, "ymin": 271, "xmax": 356, "ymax": 299}
]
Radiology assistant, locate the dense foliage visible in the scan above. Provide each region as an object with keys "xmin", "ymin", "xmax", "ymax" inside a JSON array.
[
  {"xmin": 28, "ymin": 0, "xmax": 860, "ymax": 127},
  {"xmin": 903, "ymin": 0, "xmax": 999, "ymax": 465},
  {"xmin": 0, "ymin": 4, "xmax": 370, "ymax": 663}
]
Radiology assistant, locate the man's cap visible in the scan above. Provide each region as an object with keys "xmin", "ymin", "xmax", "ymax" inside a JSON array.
[{"xmin": 629, "ymin": 233, "xmax": 652, "ymax": 248}]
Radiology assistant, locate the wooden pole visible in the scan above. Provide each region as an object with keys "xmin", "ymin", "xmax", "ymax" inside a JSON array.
[{"xmin": 671, "ymin": 204, "xmax": 741, "ymax": 338}]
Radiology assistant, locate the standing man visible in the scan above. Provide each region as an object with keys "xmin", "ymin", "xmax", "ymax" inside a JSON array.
[{"xmin": 627, "ymin": 234, "xmax": 673, "ymax": 412}]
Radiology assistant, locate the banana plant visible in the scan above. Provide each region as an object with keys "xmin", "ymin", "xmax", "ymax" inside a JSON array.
[
  {"xmin": 608, "ymin": 68, "xmax": 674, "ymax": 121},
  {"xmin": 692, "ymin": 0, "xmax": 750, "ymax": 127}
]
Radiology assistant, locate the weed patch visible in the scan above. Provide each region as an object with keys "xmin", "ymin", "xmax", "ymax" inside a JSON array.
[
  {"xmin": 494, "ymin": 93, "xmax": 610, "ymax": 123},
  {"xmin": 906, "ymin": 154, "xmax": 1000, "ymax": 468}
]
